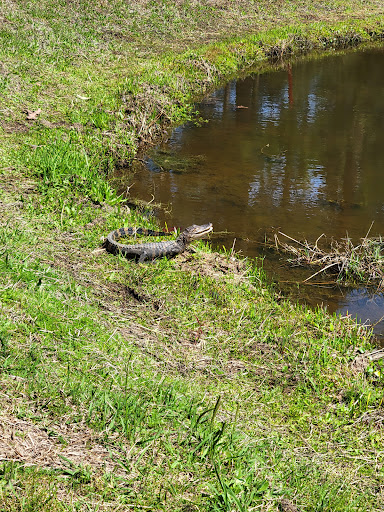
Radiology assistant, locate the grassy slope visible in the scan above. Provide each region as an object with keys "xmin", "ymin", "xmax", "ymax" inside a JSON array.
[{"xmin": 1, "ymin": 1, "xmax": 384, "ymax": 511}]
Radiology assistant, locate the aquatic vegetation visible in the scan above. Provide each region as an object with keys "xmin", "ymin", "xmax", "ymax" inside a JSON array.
[{"xmin": 274, "ymin": 230, "xmax": 384, "ymax": 286}]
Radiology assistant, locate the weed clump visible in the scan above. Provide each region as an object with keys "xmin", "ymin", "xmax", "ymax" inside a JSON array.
[{"xmin": 274, "ymin": 230, "xmax": 384, "ymax": 286}]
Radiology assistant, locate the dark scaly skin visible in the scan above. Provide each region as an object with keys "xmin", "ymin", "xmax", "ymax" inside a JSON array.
[{"xmin": 105, "ymin": 224, "xmax": 213, "ymax": 263}]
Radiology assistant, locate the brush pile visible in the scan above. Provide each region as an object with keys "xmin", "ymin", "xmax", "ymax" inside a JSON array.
[{"xmin": 273, "ymin": 231, "xmax": 384, "ymax": 286}]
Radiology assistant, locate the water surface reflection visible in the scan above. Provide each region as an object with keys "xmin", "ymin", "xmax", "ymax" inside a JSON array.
[{"xmin": 128, "ymin": 46, "xmax": 384, "ymax": 335}]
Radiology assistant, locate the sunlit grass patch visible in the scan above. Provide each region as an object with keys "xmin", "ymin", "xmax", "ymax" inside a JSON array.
[
  {"xmin": 0, "ymin": 0, "xmax": 384, "ymax": 510},
  {"xmin": 0, "ymin": 205, "xmax": 382, "ymax": 509}
]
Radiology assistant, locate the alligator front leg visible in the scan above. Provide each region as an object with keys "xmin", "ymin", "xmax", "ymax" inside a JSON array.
[
  {"xmin": 138, "ymin": 252, "xmax": 149, "ymax": 263},
  {"xmin": 138, "ymin": 250, "xmax": 158, "ymax": 263}
]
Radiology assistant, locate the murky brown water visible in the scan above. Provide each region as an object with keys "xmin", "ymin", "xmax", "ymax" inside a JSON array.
[{"xmin": 126, "ymin": 45, "xmax": 384, "ymax": 336}]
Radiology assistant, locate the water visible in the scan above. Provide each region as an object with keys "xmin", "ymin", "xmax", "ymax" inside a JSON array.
[{"xmin": 126, "ymin": 46, "xmax": 384, "ymax": 337}]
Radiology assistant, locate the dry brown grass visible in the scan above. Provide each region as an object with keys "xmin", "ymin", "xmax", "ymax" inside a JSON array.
[{"xmin": 273, "ymin": 230, "xmax": 384, "ymax": 286}]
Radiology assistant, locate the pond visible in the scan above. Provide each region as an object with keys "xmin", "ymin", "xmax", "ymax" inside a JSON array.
[{"xmin": 127, "ymin": 45, "xmax": 384, "ymax": 338}]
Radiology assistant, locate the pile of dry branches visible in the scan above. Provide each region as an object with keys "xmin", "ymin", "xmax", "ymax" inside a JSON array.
[{"xmin": 273, "ymin": 229, "xmax": 384, "ymax": 286}]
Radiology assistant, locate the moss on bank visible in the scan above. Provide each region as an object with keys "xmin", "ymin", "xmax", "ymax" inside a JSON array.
[{"xmin": 1, "ymin": 2, "xmax": 384, "ymax": 510}]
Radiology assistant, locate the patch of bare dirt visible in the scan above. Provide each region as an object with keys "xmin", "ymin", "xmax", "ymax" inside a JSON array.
[
  {"xmin": 0, "ymin": 173, "xmax": 36, "ymax": 195},
  {"xmin": 243, "ymin": 340, "xmax": 279, "ymax": 357},
  {"xmin": 351, "ymin": 348, "xmax": 384, "ymax": 374},
  {"xmin": 225, "ymin": 359, "xmax": 247, "ymax": 375},
  {"xmin": 175, "ymin": 250, "xmax": 249, "ymax": 281},
  {"xmin": 0, "ymin": 413, "xmax": 128, "ymax": 475},
  {"xmin": 39, "ymin": 119, "xmax": 83, "ymax": 131},
  {"xmin": 1, "ymin": 121, "xmax": 30, "ymax": 134},
  {"xmin": 279, "ymin": 499, "xmax": 302, "ymax": 512},
  {"xmin": 0, "ymin": 378, "xmax": 130, "ymax": 477},
  {"xmin": 357, "ymin": 410, "xmax": 384, "ymax": 428},
  {"xmin": 101, "ymin": 28, "xmax": 134, "ymax": 42},
  {"xmin": 84, "ymin": 216, "xmax": 108, "ymax": 230},
  {"xmin": 351, "ymin": 353, "xmax": 370, "ymax": 373}
]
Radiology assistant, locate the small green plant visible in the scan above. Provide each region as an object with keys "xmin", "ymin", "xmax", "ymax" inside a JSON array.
[{"xmin": 58, "ymin": 456, "xmax": 92, "ymax": 485}]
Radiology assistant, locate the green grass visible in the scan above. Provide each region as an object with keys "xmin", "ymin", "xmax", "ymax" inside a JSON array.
[
  {"xmin": 0, "ymin": 180, "xmax": 382, "ymax": 510},
  {"xmin": 0, "ymin": 1, "xmax": 384, "ymax": 510}
]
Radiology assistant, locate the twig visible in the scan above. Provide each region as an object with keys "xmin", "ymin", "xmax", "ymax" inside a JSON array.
[
  {"xmin": 230, "ymin": 238, "xmax": 236, "ymax": 257},
  {"xmin": 278, "ymin": 231, "xmax": 308, "ymax": 249},
  {"xmin": 364, "ymin": 220, "xmax": 375, "ymax": 241},
  {"xmin": 303, "ymin": 262, "xmax": 340, "ymax": 282}
]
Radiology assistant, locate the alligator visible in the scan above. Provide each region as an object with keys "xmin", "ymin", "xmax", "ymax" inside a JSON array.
[{"xmin": 105, "ymin": 223, "xmax": 213, "ymax": 263}]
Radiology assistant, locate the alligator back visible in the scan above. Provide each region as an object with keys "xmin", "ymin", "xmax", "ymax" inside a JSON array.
[
  {"xmin": 105, "ymin": 227, "xmax": 181, "ymax": 263},
  {"xmin": 105, "ymin": 224, "xmax": 213, "ymax": 263}
]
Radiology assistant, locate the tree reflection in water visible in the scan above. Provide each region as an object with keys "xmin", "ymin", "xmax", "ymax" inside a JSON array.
[{"xmin": 128, "ymin": 46, "xmax": 384, "ymax": 331}]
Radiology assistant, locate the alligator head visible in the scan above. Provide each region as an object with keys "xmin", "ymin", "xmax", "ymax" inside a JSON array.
[{"xmin": 181, "ymin": 223, "xmax": 213, "ymax": 244}]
